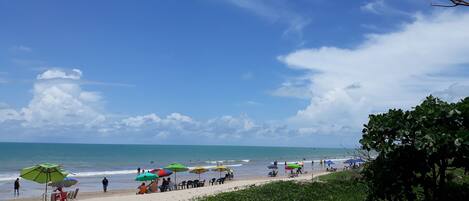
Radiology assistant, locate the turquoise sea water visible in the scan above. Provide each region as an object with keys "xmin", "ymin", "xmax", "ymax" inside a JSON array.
[{"xmin": 0, "ymin": 142, "xmax": 353, "ymax": 200}]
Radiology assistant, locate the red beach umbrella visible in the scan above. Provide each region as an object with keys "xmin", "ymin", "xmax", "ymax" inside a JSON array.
[{"xmin": 150, "ymin": 168, "xmax": 173, "ymax": 177}]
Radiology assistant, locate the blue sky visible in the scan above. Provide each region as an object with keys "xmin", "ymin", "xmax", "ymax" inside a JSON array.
[{"xmin": 1, "ymin": 0, "xmax": 469, "ymax": 147}]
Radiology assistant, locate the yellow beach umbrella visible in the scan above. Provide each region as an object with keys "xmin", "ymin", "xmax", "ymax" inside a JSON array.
[
  {"xmin": 211, "ymin": 166, "xmax": 229, "ymax": 178},
  {"xmin": 189, "ymin": 166, "xmax": 208, "ymax": 180}
]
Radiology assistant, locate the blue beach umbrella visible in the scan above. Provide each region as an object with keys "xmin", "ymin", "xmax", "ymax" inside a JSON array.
[
  {"xmin": 48, "ymin": 177, "xmax": 79, "ymax": 188},
  {"xmin": 343, "ymin": 159, "xmax": 355, "ymax": 164},
  {"xmin": 355, "ymin": 158, "xmax": 366, "ymax": 163},
  {"xmin": 325, "ymin": 160, "xmax": 334, "ymax": 167}
]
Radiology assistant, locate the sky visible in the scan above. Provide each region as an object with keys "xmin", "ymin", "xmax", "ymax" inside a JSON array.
[{"xmin": 1, "ymin": 0, "xmax": 469, "ymax": 147}]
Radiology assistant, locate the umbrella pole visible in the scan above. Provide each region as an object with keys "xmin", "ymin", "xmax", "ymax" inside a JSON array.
[{"xmin": 44, "ymin": 174, "xmax": 48, "ymax": 201}]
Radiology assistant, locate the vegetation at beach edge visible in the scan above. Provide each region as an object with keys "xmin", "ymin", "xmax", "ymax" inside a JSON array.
[
  {"xmin": 199, "ymin": 95, "xmax": 469, "ymax": 201},
  {"xmin": 196, "ymin": 170, "xmax": 367, "ymax": 201}
]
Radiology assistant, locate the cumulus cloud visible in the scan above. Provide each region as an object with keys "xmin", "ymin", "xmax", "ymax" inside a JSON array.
[
  {"xmin": 121, "ymin": 113, "xmax": 161, "ymax": 127},
  {"xmin": 37, "ymin": 68, "xmax": 82, "ymax": 80},
  {"xmin": 0, "ymin": 68, "xmax": 304, "ymax": 145},
  {"xmin": 0, "ymin": 68, "xmax": 106, "ymax": 128},
  {"xmin": 105, "ymin": 113, "xmax": 301, "ymax": 146},
  {"xmin": 271, "ymin": 77, "xmax": 312, "ymax": 99},
  {"xmin": 0, "ymin": 67, "xmax": 360, "ymax": 146},
  {"xmin": 278, "ymin": 11, "xmax": 469, "ymax": 135},
  {"xmin": 432, "ymin": 84, "xmax": 469, "ymax": 103}
]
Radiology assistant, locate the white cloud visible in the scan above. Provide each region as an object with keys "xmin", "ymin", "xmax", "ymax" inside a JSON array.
[
  {"xmin": 37, "ymin": 68, "xmax": 82, "ymax": 80},
  {"xmin": 432, "ymin": 84, "xmax": 469, "ymax": 103},
  {"xmin": 279, "ymin": 11, "xmax": 469, "ymax": 135},
  {"xmin": 121, "ymin": 113, "xmax": 161, "ymax": 127},
  {"xmin": 105, "ymin": 113, "xmax": 303, "ymax": 145},
  {"xmin": 361, "ymin": 0, "xmax": 386, "ymax": 14},
  {"xmin": 0, "ymin": 102, "xmax": 9, "ymax": 109},
  {"xmin": 0, "ymin": 68, "xmax": 106, "ymax": 128},
  {"xmin": 0, "ymin": 68, "xmax": 301, "ymax": 145},
  {"xmin": 360, "ymin": 0, "xmax": 410, "ymax": 16},
  {"xmin": 165, "ymin": 113, "xmax": 193, "ymax": 122},
  {"xmin": 0, "ymin": 108, "xmax": 22, "ymax": 122},
  {"xmin": 271, "ymin": 77, "xmax": 312, "ymax": 99},
  {"xmin": 226, "ymin": 0, "xmax": 310, "ymax": 38},
  {"xmin": 245, "ymin": 101, "xmax": 261, "ymax": 106},
  {"xmin": 10, "ymin": 45, "xmax": 32, "ymax": 52}
]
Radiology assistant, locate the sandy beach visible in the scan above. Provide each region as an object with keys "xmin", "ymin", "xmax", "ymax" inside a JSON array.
[{"xmin": 11, "ymin": 171, "xmax": 330, "ymax": 201}]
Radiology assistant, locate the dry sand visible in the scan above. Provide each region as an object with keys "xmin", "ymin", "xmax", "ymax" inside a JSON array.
[{"xmin": 12, "ymin": 171, "xmax": 330, "ymax": 201}]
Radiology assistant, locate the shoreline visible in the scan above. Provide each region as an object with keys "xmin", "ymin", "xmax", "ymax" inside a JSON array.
[{"xmin": 11, "ymin": 170, "xmax": 331, "ymax": 201}]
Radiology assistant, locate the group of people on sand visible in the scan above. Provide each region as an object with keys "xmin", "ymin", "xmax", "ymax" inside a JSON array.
[
  {"xmin": 137, "ymin": 167, "xmax": 147, "ymax": 174},
  {"xmin": 268, "ymin": 158, "xmax": 336, "ymax": 178},
  {"xmin": 137, "ymin": 177, "xmax": 177, "ymax": 194},
  {"xmin": 137, "ymin": 179, "xmax": 160, "ymax": 194}
]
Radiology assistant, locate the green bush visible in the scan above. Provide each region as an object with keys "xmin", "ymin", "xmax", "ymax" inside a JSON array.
[{"xmin": 197, "ymin": 171, "xmax": 367, "ymax": 201}]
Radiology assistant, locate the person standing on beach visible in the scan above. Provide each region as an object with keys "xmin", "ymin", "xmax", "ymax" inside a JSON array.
[
  {"xmin": 284, "ymin": 161, "xmax": 287, "ymax": 173},
  {"xmin": 14, "ymin": 178, "xmax": 20, "ymax": 197},
  {"xmin": 137, "ymin": 167, "xmax": 141, "ymax": 174},
  {"xmin": 102, "ymin": 177, "xmax": 109, "ymax": 192}
]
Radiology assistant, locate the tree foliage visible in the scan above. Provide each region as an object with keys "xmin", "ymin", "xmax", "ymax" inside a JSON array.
[{"xmin": 360, "ymin": 96, "xmax": 469, "ymax": 201}]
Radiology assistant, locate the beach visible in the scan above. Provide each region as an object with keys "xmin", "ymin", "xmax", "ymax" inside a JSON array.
[
  {"xmin": 11, "ymin": 170, "xmax": 330, "ymax": 201},
  {"xmin": 0, "ymin": 143, "xmax": 352, "ymax": 200}
]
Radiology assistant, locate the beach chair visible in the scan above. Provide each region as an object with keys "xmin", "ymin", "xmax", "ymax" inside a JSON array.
[
  {"xmin": 59, "ymin": 191, "xmax": 68, "ymax": 201},
  {"xmin": 178, "ymin": 181, "xmax": 186, "ymax": 189},
  {"xmin": 73, "ymin": 188, "xmax": 79, "ymax": 199},
  {"xmin": 50, "ymin": 193, "xmax": 58, "ymax": 201},
  {"xmin": 210, "ymin": 178, "xmax": 216, "ymax": 185},
  {"xmin": 216, "ymin": 178, "xmax": 225, "ymax": 184},
  {"xmin": 67, "ymin": 191, "xmax": 74, "ymax": 199},
  {"xmin": 198, "ymin": 180, "xmax": 205, "ymax": 187},
  {"xmin": 192, "ymin": 180, "xmax": 199, "ymax": 188},
  {"xmin": 186, "ymin": 180, "xmax": 193, "ymax": 189}
]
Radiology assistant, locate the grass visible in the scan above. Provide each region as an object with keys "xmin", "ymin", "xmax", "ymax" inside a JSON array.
[{"xmin": 197, "ymin": 170, "xmax": 367, "ymax": 201}]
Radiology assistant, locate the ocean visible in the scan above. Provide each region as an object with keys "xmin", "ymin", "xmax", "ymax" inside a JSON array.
[{"xmin": 0, "ymin": 142, "xmax": 354, "ymax": 200}]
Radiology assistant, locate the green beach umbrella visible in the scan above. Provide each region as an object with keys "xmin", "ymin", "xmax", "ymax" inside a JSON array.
[
  {"xmin": 20, "ymin": 163, "xmax": 68, "ymax": 201},
  {"xmin": 287, "ymin": 163, "xmax": 302, "ymax": 169},
  {"xmin": 135, "ymin": 172, "xmax": 158, "ymax": 181},
  {"xmin": 164, "ymin": 163, "xmax": 188, "ymax": 185}
]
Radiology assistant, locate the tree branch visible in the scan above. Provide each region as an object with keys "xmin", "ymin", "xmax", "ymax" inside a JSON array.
[{"xmin": 431, "ymin": 0, "xmax": 469, "ymax": 7}]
